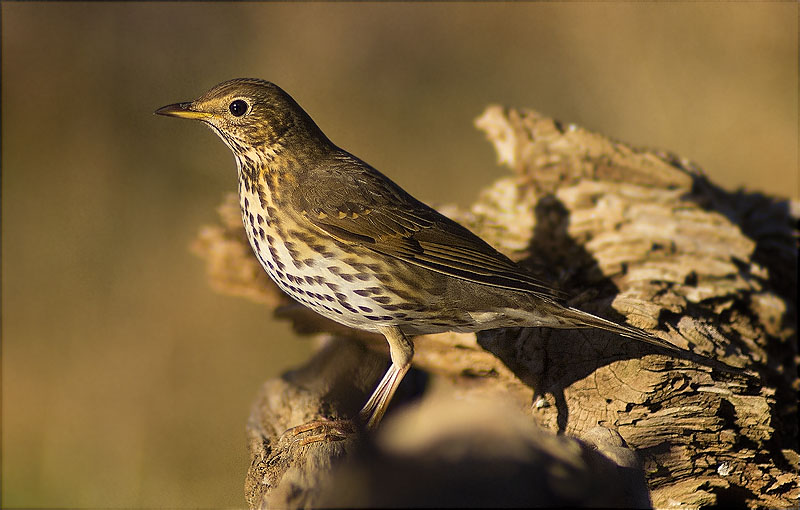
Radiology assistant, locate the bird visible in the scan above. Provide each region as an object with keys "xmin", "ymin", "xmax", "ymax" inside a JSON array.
[{"xmin": 156, "ymin": 78, "xmax": 708, "ymax": 431}]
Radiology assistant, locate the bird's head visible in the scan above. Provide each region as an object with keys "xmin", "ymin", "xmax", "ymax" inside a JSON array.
[{"xmin": 156, "ymin": 78, "xmax": 330, "ymax": 158}]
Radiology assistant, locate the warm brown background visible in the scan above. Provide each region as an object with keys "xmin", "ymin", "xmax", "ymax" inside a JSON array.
[{"xmin": 2, "ymin": 3, "xmax": 796, "ymax": 507}]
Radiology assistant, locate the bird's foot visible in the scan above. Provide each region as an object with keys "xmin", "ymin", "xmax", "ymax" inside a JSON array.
[{"xmin": 281, "ymin": 418, "xmax": 356, "ymax": 446}]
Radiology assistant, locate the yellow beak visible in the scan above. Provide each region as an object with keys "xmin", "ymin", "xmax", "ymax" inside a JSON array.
[{"xmin": 154, "ymin": 102, "xmax": 212, "ymax": 120}]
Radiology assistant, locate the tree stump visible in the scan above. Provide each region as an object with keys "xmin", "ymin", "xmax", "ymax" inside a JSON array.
[{"xmin": 192, "ymin": 106, "xmax": 798, "ymax": 509}]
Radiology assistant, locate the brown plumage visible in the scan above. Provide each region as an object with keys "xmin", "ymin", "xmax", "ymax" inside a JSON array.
[{"xmin": 156, "ymin": 78, "xmax": 709, "ymax": 430}]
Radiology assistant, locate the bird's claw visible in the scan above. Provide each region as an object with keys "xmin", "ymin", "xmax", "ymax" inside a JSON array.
[{"xmin": 281, "ymin": 418, "xmax": 356, "ymax": 446}]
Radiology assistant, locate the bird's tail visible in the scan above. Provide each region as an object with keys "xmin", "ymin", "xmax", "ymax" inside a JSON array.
[
  {"xmin": 508, "ymin": 302, "xmax": 747, "ymax": 375},
  {"xmin": 553, "ymin": 305, "xmax": 690, "ymax": 356}
]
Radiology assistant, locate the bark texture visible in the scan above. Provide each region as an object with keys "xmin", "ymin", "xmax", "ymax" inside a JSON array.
[{"xmin": 192, "ymin": 106, "xmax": 798, "ymax": 509}]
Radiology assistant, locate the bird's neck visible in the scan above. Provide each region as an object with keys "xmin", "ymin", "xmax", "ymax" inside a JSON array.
[
  {"xmin": 234, "ymin": 129, "xmax": 335, "ymax": 195},
  {"xmin": 234, "ymin": 146, "xmax": 277, "ymax": 194},
  {"xmin": 234, "ymin": 143, "xmax": 315, "ymax": 213}
]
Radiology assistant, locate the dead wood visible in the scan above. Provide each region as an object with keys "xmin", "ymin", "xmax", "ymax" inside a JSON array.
[{"xmin": 192, "ymin": 106, "xmax": 798, "ymax": 509}]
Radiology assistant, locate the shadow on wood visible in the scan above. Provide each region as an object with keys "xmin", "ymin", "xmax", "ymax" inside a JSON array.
[{"xmin": 193, "ymin": 106, "xmax": 798, "ymax": 509}]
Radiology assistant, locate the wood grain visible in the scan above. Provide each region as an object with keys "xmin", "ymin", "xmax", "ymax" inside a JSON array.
[{"xmin": 193, "ymin": 106, "xmax": 798, "ymax": 509}]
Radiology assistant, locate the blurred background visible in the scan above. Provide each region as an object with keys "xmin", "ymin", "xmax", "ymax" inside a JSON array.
[{"xmin": 2, "ymin": 3, "xmax": 796, "ymax": 507}]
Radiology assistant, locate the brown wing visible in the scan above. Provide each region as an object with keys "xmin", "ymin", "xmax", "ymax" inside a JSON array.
[{"xmin": 292, "ymin": 153, "xmax": 564, "ymax": 301}]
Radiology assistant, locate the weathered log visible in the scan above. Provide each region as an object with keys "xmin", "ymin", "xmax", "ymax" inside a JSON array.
[{"xmin": 192, "ymin": 106, "xmax": 798, "ymax": 509}]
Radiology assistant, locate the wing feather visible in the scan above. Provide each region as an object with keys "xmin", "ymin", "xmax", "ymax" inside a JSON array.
[{"xmin": 292, "ymin": 153, "xmax": 564, "ymax": 300}]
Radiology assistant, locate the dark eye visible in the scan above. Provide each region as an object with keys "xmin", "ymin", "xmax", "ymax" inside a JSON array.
[{"xmin": 229, "ymin": 99, "xmax": 248, "ymax": 117}]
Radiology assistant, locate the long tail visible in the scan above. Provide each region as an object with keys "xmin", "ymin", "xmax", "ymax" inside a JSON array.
[
  {"xmin": 520, "ymin": 302, "xmax": 747, "ymax": 374},
  {"xmin": 555, "ymin": 305, "xmax": 694, "ymax": 356}
]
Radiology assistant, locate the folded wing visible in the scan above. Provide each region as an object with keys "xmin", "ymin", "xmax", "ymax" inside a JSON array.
[{"xmin": 292, "ymin": 153, "xmax": 563, "ymax": 301}]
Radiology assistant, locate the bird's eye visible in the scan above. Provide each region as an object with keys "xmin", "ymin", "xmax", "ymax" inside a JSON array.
[{"xmin": 229, "ymin": 99, "xmax": 248, "ymax": 117}]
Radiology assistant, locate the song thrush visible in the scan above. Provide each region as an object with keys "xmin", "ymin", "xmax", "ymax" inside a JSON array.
[{"xmin": 156, "ymin": 78, "xmax": 702, "ymax": 430}]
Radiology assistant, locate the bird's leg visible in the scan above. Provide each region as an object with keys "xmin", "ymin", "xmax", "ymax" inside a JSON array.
[
  {"xmin": 282, "ymin": 327, "xmax": 413, "ymax": 444},
  {"xmin": 358, "ymin": 326, "xmax": 414, "ymax": 430}
]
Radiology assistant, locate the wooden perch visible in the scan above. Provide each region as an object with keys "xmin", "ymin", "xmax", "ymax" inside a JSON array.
[{"xmin": 192, "ymin": 106, "xmax": 798, "ymax": 509}]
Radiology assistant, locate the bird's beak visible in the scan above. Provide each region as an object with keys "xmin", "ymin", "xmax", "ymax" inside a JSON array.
[{"xmin": 155, "ymin": 102, "xmax": 212, "ymax": 120}]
